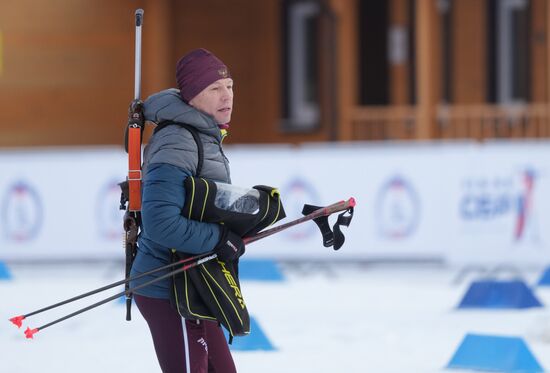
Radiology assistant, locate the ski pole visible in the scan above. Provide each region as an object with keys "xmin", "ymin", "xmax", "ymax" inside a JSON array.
[
  {"xmin": 8, "ymin": 252, "xmax": 210, "ymax": 329},
  {"xmin": 11, "ymin": 196, "xmax": 355, "ymax": 328},
  {"xmin": 11, "ymin": 197, "xmax": 355, "ymax": 336},
  {"xmin": 23, "ymin": 254, "xmax": 217, "ymax": 339}
]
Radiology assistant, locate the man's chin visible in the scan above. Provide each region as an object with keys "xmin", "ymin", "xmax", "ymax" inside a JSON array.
[{"xmin": 216, "ymin": 115, "xmax": 232, "ymax": 124}]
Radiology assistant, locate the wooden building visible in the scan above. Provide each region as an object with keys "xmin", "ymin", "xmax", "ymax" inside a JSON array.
[{"xmin": 1, "ymin": 0, "xmax": 549, "ymax": 147}]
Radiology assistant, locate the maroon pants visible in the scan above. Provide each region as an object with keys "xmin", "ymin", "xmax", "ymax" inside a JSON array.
[{"xmin": 135, "ymin": 294, "xmax": 237, "ymax": 373}]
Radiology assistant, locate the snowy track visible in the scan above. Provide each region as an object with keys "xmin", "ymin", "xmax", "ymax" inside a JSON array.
[{"xmin": 3, "ymin": 262, "xmax": 550, "ymax": 373}]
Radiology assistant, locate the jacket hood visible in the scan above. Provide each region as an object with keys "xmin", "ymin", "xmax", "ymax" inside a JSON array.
[{"xmin": 143, "ymin": 88, "xmax": 221, "ymax": 140}]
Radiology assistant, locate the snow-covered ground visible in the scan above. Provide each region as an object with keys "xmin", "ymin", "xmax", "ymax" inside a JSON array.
[{"xmin": 3, "ymin": 262, "xmax": 550, "ymax": 373}]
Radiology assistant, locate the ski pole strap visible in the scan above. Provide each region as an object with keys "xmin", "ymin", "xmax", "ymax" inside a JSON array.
[
  {"xmin": 301, "ymin": 204, "xmax": 334, "ymax": 247},
  {"xmin": 332, "ymin": 207, "xmax": 354, "ymax": 250},
  {"xmin": 301, "ymin": 203, "xmax": 354, "ymax": 250}
]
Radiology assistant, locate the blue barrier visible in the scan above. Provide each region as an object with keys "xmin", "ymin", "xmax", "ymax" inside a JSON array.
[
  {"xmin": 537, "ymin": 266, "xmax": 550, "ymax": 286},
  {"xmin": 238, "ymin": 259, "xmax": 284, "ymax": 282},
  {"xmin": 0, "ymin": 261, "xmax": 12, "ymax": 280},
  {"xmin": 447, "ymin": 333, "xmax": 544, "ymax": 372},
  {"xmin": 225, "ymin": 316, "xmax": 275, "ymax": 351},
  {"xmin": 457, "ymin": 280, "xmax": 543, "ymax": 309}
]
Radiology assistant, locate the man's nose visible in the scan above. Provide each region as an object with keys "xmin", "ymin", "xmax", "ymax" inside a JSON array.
[{"xmin": 221, "ymin": 87, "xmax": 232, "ymax": 100}]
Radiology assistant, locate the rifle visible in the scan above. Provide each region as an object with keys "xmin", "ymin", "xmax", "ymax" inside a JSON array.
[{"xmin": 120, "ymin": 9, "xmax": 145, "ymax": 322}]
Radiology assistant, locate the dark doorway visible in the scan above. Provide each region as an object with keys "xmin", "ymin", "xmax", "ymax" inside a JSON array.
[{"xmin": 358, "ymin": 0, "xmax": 389, "ymax": 105}]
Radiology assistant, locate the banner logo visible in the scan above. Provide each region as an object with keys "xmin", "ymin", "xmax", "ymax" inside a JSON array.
[
  {"xmin": 1, "ymin": 181, "xmax": 43, "ymax": 242},
  {"xmin": 514, "ymin": 169, "xmax": 535, "ymax": 241},
  {"xmin": 375, "ymin": 175, "xmax": 420, "ymax": 239},
  {"xmin": 459, "ymin": 168, "xmax": 542, "ymax": 243}
]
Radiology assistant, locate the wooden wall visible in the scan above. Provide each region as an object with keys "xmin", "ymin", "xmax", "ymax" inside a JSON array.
[
  {"xmin": 531, "ymin": 0, "xmax": 548, "ymax": 102},
  {"xmin": 171, "ymin": 0, "xmax": 284, "ymax": 144},
  {"xmin": 169, "ymin": 0, "xmax": 333, "ymax": 144},
  {"xmin": 389, "ymin": 0, "xmax": 411, "ymax": 105},
  {"xmin": 0, "ymin": 0, "xmax": 136, "ymax": 147},
  {"xmin": 1, "ymin": 0, "xmax": 548, "ymax": 147},
  {"xmin": 0, "ymin": 0, "xmax": 333, "ymax": 147},
  {"xmin": 451, "ymin": 0, "xmax": 487, "ymax": 103}
]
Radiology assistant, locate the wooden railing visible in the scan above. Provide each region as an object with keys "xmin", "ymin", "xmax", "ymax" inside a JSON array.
[
  {"xmin": 351, "ymin": 104, "xmax": 550, "ymax": 141},
  {"xmin": 352, "ymin": 106, "xmax": 417, "ymax": 141}
]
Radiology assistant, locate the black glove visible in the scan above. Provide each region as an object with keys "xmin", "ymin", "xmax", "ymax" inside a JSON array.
[{"xmin": 214, "ymin": 226, "xmax": 245, "ymax": 262}]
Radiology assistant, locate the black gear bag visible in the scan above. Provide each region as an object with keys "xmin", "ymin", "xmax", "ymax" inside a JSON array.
[{"xmin": 171, "ymin": 177, "xmax": 286, "ymax": 339}]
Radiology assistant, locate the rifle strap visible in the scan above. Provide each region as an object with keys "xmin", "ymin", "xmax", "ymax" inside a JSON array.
[
  {"xmin": 127, "ymin": 126, "xmax": 143, "ymax": 212},
  {"xmin": 126, "ymin": 99, "xmax": 145, "ymax": 212}
]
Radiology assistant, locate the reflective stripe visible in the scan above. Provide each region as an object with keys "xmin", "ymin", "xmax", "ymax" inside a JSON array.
[{"xmin": 181, "ymin": 318, "xmax": 191, "ymax": 373}]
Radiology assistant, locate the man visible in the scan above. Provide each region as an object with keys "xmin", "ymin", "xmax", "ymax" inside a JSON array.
[{"xmin": 130, "ymin": 48, "xmax": 243, "ymax": 373}]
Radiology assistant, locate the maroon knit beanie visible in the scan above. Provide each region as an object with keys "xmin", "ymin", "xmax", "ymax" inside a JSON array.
[{"xmin": 176, "ymin": 48, "xmax": 231, "ymax": 103}]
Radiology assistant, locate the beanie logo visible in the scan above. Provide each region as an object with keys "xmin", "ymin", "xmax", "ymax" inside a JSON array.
[{"xmin": 218, "ymin": 67, "xmax": 229, "ymax": 78}]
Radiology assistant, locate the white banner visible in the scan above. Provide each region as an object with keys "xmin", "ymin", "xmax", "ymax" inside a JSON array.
[
  {"xmin": 0, "ymin": 148, "xmax": 126, "ymax": 260},
  {"xmin": 1, "ymin": 141, "xmax": 549, "ymax": 266},
  {"xmin": 227, "ymin": 141, "xmax": 550, "ymax": 265}
]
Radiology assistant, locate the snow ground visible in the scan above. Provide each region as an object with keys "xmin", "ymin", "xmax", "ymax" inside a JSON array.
[{"xmin": 2, "ymin": 262, "xmax": 550, "ymax": 373}]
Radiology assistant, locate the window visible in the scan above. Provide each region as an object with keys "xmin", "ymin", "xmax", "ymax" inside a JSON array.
[
  {"xmin": 438, "ymin": 0, "xmax": 452, "ymax": 104},
  {"xmin": 358, "ymin": 0, "xmax": 389, "ymax": 105},
  {"xmin": 488, "ymin": 0, "xmax": 530, "ymax": 104},
  {"xmin": 281, "ymin": 0, "xmax": 320, "ymax": 131}
]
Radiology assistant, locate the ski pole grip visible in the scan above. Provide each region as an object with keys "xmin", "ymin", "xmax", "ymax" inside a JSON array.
[{"xmin": 324, "ymin": 197, "xmax": 356, "ymax": 215}]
